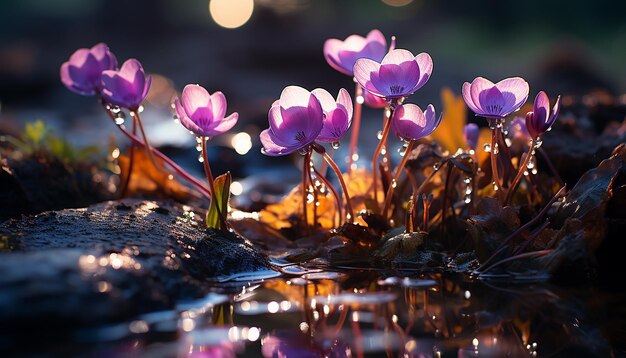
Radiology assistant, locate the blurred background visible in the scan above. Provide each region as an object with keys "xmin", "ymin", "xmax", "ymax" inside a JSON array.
[{"xmin": 1, "ymin": 0, "xmax": 625, "ymax": 202}]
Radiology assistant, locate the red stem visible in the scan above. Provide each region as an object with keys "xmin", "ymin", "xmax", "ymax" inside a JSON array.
[
  {"xmin": 348, "ymin": 83, "xmax": 363, "ymax": 173},
  {"xmin": 302, "ymin": 150, "xmax": 311, "ymax": 231},
  {"xmin": 321, "ymin": 150, "xmax": 354, "ymax": 223},
  {"xmin": 504, "ymin": 139, "xmax": 535, "ymax": 206},
  {"xmin": 101, "ymin": 103, "xmax": 212, "ymax": 199},
  {"xmin": 382, "ymin": 140, "xmax": 415, "ymax": 219},
  {"xmin": 372, "ymin": 105, "xmax": 393, "ymax": 208}
]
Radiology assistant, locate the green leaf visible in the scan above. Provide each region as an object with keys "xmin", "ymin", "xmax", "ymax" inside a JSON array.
[
  {"xmin": 206, "ymin": 172, "xmax": 232, "ymax": 230},
  {"xmin": 22, "ymin": 120, "xmax": 48, "ymax": 148}
]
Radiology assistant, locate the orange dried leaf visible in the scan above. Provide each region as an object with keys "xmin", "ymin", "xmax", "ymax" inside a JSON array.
[
  {"xmin": 118, "ymin": 148, "xmax": 199, "ymax": 201},
  {"xmin": 429, "ymin": 87, "xmax": 467, "ymax": 153}
]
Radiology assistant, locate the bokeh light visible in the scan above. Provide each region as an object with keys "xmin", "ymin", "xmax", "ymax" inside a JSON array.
[{"xmin": 209, "ymin": 0, "xmax": 254, "ymax": 29}]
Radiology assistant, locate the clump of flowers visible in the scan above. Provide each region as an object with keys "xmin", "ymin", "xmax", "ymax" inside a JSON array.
[{"xmin": 60, "ymin": 31, "xmax": 581, "ymax": 278}]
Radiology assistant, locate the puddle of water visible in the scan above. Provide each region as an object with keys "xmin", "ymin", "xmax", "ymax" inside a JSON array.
[{"xmin": 62, "ymin": 270, "xmax": 623, "ymax": 357}]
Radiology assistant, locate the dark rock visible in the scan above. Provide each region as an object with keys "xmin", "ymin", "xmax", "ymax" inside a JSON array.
[{"xmin": 0, "ymin": 199, "xmax": 272, "ymax": 329}]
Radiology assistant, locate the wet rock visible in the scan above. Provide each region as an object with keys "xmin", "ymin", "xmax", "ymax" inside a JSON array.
[{"xmin": 0, "ymin": 199, "xmax": 271, "ymax": 329}]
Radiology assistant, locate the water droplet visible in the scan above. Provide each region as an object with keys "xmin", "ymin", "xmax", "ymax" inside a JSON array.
[
  {"xmin": 483, "ymin": 143, "xmax": 491, "ymax": 153},
  {"xmin": 331, "ymin": 141, "xmax": 340, "ymax": 149},
  {"xmin": 380, "ymin": 148, "xmax": 387, "ymax": 156},
  {"xmin": 298, "ymin": 148, "xmax": 308, "ymax": 155},
  {"xmin": 110, "ymin": 106, "xmax": 121, "ymax": 114},
  {"xmin": 493, "ymin": 144, "xmax": 499, "ymax": 154},
  {"xmin": 315, "ymin": 201, "xmax": 320, "ymax": 207},
  {"xmin": 391, "ymin": 179, "xmax": 397, "ymax": 188},
  {"xmin": 534, "ymin": 139, "xmax": 543, "ymax": 148},
  {"xmin": 346, "ymin": 213, "xmax": 352, "ymax": 221},
  {"xmin": 505, "ymin": 138, "xmax": 512, "ymax": 147},
  {"xmin": 198, "ymin": 154, "xmax": 204, "ymax": 163},
  {"xmin": 464, "ymin": 177, "xmax": 471, "ymax": 184},
  {"xmin": 195, "ymin": 143, "xmax": 202, "ymax": 152},
  {"xmin": 137, "ymin": 105, "xmax": 144, "ymax": 113},
  {"xmin": 493, "ymin": 182, "xmax": 499, "ymax": 191},
  {"xmin": 465, "ymin": 186, "xmax": 472, "ymax": 195},
  {"xmin": 114, "ymin": 111, "xmax": 125, "ymax": 125},
  {"xmin": 356, "ymin": 96, "xmax": 364, "ymax": 104},
  {"xmin": 377, "ymin": 130, "xmax": 383, "ymax": 140},
  {"xmin": 307, "ymin": 193, "xmax": 314, "ymax": 203},
  {"xmin": 464, "ymin": 197, "xmax": 472, "ymax": 204},
  {"xmin": 433, "ymin": 163, "xmax": 440, "ymax": 171}
]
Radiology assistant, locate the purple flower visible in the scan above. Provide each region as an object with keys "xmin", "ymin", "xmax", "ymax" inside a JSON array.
[
  {"xmin": 391, "ymin": 103, "xmax": 442, "ymax": 141},
  {"xmin": 353, "ymin": 49, "xmax": 433, "ymax": 100},
  {"xmin": 324, "ymin": 29, "xmax": 387, "ymax": 76},
  {"xmin": 174, "ymin": 84, "xmax": 238, "ymax": 137},
  {"xmin": 462, "ymin": 77, "xmax": 529, "ymax": 119},
  {"xmin": 260, "ymin": 86, "xmax": 323, "ymax": 156},
  {"xmin": 311, "ymin": 88, "xmax": 353, "ymax": 142},
  {"xmin": 362, "ymin": 87, "xmax": 387, "ymax": 108},
  {"xmin": 60, "ymin": 43, "xmax": 117, "ymax": 96},
  {"xmin": 525, "ymin": 91, "xmax": 560, "ymax": 139},
  {"xmin": 508, "ymin": 116, "xmax": 531, "ymax": 141},
  {"xmin": 463, "ymin": 123, "xmax": 480, "ymax": 150},
  {"xmin": 101, "ymin": 59, "xmax": 151, "ymax": 109}
]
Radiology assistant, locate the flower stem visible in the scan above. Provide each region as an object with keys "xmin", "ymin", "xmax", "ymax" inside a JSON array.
[
  {"xmin": 118, "ymin": 116, "xmax": 137, "ymax": 197},
  {"xmin": 312, "ymin": 164, "xmax": 343, "ymax": 227},
  {"xmin": 372, "ymin": 104, "xmax": 394, "ymax": 208},
  {"xmin": 302, "ymin": 149, "xmax": 311, "ymax": 231},
  {"xmin": 488, "ymin": 120, "xmax": 503, "ymax": 200},
  {"xmin": 382, "ymin": 140, "xmax": 415, "ymax": 219},
  {"xmin": 348, "ymin": 83, "xmax": 363, "ymax": 173},
  {"xmin": 202, "ymin": 136, "xmax": 228, "ymax": 230},
  {"xmin": 101, "ymin": 102, "xmax": 212, "ymax": 199},
  {"xmin": 316, "ymin": 145, "xmax": 354, "ymax": 223},
  {"xmin": 504, "ymin": 139, "xmax": 535, "ymax": 206},
  {"xmin": 132, "ymin": 110, "xmax": 168, "ymax": 174},
  {"xmin": 305, "ymin": 156, "xmax": 318, "ymax": 228}
]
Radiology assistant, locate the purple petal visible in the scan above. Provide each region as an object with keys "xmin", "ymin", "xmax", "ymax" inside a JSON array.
[
  {"xmin": 260, "ymin": 129, "xmax": 298, "ymax": 156},
  {"xmin": 365, "ymin": 29, "xmax": 386, "ymax": 49},
  {"xmin": 90, "ymin": 43, "xmax": 117, "ymax": 69},
  {"xmin": 469, "ymin": 77, "xmax": 495, "ymax": 115},
  {"xmin": 140, "ymin": 74, "xmax": 151, "ymax": 103},
  {"xmin": 279, "ymin": 86, "xmax": 312, "ymax": 110},
  {"xmin": 495, "ymin": 77, "xmax": 529, "ymax": 115},
  {"xmin": 548, "ymin": 95, "xmax": 561, "ymax": 127},
  {"xmin": 118, "ymin": 59, "xmax": 144, "ymax": 83},
  {"xmin": 462, "ymin": 82, "xmax": 481, "ymax": 114},
  {"xmin": 323, "ymin": 39, "xmax": 351, "ymax": 76},
  {"xmin": 373, "ymin": 49, "xmax": 421, "ymax": 97},
  {"xmin": 525, "ymin": 112, "xmax": 539, "ymax": 139},
  {"xmin": 362, "ymin": 88, "xmax": 387, "ymax": 108},
  {"xmin": 182, "ymin": 84, "xmax": 211, "ymax": 119},
  {"xmin": 353, "ymin": 58, "xmax": 383, "ymax": 97},
  {"xmin": 479, "ymin": 87, "xmax": 506, "ymax": 117},
  {"xmin": 336, "ymin": 88, "xmax": 353, "ymax": 119},
  {"xmin": 210, "ymin": 91, "xmax": 228, "ymax": 120},
  {"xmin": 391, "ymin": 103, "xmax": 427, "ymax": 141},
  {"xmin": 311, "ymin": 88, "xmax": 337, "ymax": 113},
  {"xmin": 207, "ymin": 112, "xmax": 238, "ymax": 136},
  {"xmin": 533, "ymin": 91, "xmax": 550, "ymax": 126},
  {"xmin": 412, "ymin": 52, "xmax": 433, "ymax": 92},
  {"xmin": 463, "ymin": 123, "xmax": 480, "ymax": 149},
  {"xmin": 317, "ymin": 106, "xmax": 350, "ymax": 142}
]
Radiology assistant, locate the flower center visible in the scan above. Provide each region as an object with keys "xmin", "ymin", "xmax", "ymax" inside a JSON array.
[
  {"xmin": 294, "ymin": 130, "xmax": 307, "ymax": 143},
  {"xmin": 486, "ymin": 104, "xmax": 503, "ymax": 114},
  {"xmin": 389, "ymin": 85, "xmax": 405, "ymax": 95}
]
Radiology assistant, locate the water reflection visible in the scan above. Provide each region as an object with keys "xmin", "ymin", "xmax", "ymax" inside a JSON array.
[{"xmin": 69, "ymin": 271, "xmax": 619, "ymax": 357}]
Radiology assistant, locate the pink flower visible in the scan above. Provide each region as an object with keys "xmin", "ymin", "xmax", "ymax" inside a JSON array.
[
  {"xmin": 362, "ymin": 88, "xmax": 387, "ymax": 108},
  {"xmin": 174, "ymin": 84, "xmax": 238, "ymax": 137},
  {"xmin": 60, "ymin": 43, "xmax": 117, "ymax": 96},
  {"xmin": 508, "ymin": 116, "xmax": 531, "ymax": 141},
  {"xmin": 101, "ymin": 59, "xmax": 151, "ymax": 110},
  {"xmin": 311, "ymin": 88, "xmax": 353, "ymax": 143},
  {"xmin": 260, "ymin": 86, "xmax": 324, "ymax": 156},
  {"xmin": 323, "ymin": 29, "xmax": 387, "ymax": 76},
  {"xmin": 463, "ymin": 123, "xmax": 480, "ymax": 150},
  {"xmin": 353, "ymin": 49, "xmax": 433, "ymax": 100},
  {"xmin": 525, "ymin": 91, "xmax": 560, "ymax": 139},
  {"xmin": 462, "ymin": 77, "xmax": 529, "ymax": 119},
  {"xmin": 391, "ymin": 103, "xmax": 442, "ymax": 141}
]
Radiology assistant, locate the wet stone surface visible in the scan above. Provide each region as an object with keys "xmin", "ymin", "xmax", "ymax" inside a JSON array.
[{"xmin": 0, "ymin": 199, "xmax": 271, "ymax": 328}]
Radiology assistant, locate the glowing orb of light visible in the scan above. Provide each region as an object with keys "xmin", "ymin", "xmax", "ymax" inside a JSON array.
[{"xmin": 209, "ymin": 0, "xmax": 254, "ymax": 29}]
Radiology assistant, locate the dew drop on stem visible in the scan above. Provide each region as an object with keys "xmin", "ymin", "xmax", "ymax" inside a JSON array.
[
  {"xmin": 114, "ymin": 111, "xmax": 125, "ymax": 125},
  {"xmin": 483, "ymin": 143, "xmax": 491, "ymax": 153},
  {"xmin": 331, "ymin": 141, "xmax": 340, "ymax": 149}
]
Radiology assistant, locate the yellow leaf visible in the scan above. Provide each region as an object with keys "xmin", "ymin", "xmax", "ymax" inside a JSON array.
[{"xmin": 429, "ymin": 87, "xmax": 467, "ymax": 153}]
